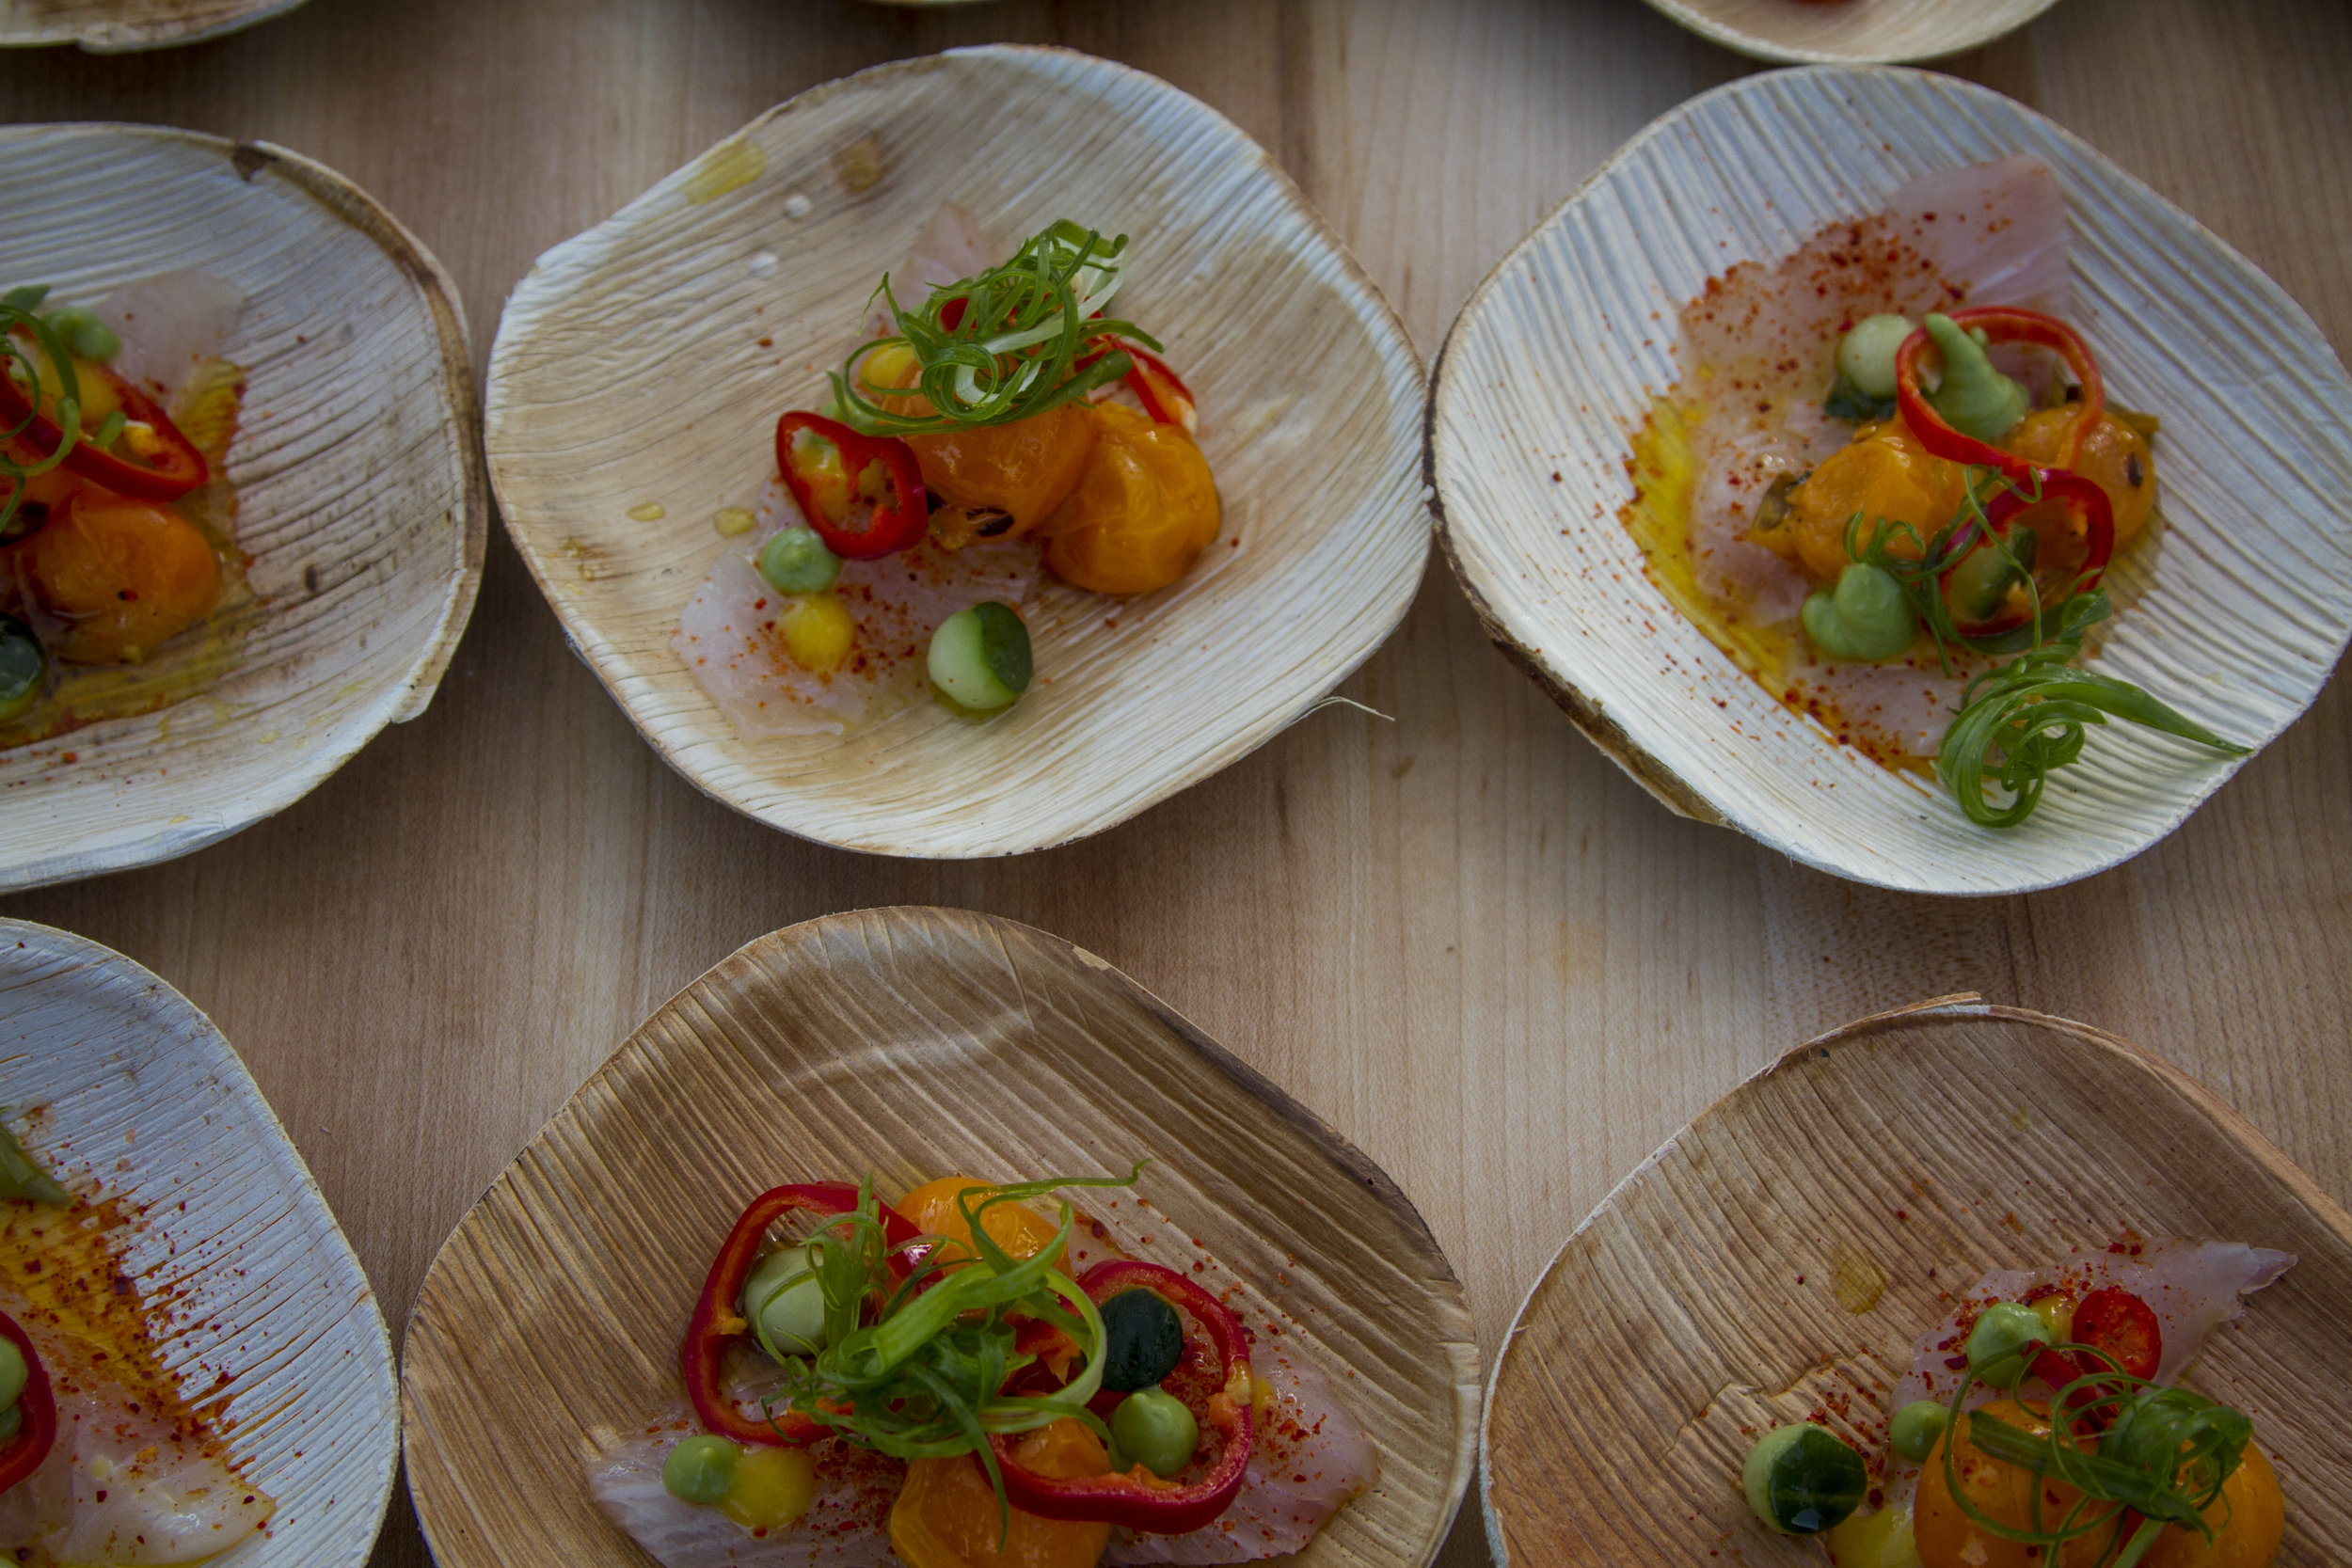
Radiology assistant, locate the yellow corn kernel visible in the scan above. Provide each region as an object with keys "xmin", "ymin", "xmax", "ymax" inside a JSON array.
[
  {"xmin": 717, "ymin": 1445, "xmax": 817, "ymax": 1532},
  {"xmin": 780, "ymin": 594, "xmax": 854, "ymax": 673}
]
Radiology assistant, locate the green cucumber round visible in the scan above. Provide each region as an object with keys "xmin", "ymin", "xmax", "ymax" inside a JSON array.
[
  {"xmin": 0, "ymin": 616, "xmax": 46, "ymax": 723},
  {"xmin": 928, "ymin": 601, "xmax": 1032, "ymax": 713}
]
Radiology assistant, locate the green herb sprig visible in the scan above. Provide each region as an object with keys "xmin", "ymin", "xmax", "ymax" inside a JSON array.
[
  {"xmin": 829, "ymin": 222, "xmax": 1158, "ymax": 437},
  {"xmin": 1940, "ymin": 1336, "xmax": 2252, "ymax": 1568},
  {"xmin": 0, "ymin": 285, "xmax": 87, "ymax": 542},
  {"xmin": 756, "ymin": 1164, "xmax": 1146, "ymax": 1536},
  {"xmin": 1830, "ymin": 467, "xmax": 2247, "ymax": 827}
]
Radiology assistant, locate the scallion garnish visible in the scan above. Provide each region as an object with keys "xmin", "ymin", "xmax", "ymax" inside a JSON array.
[
  {"xmin": 0, "ymin": 293, "xmax": 87, "ymax": 539},
  {"xmin": 757, "ymin": 1165, "xmax": 1144, "ymax": 1535},
  {"xmin": 829, "ymin": 221, "xmax": 1160, "ymax": 437},
  {"xmin": 1939, "ymin": 1334, "xmax": 2252, "ymax": 1567},
  {"xmin": 1833, "ymin": 468, "xmax": 2247, "ymax": 827}
]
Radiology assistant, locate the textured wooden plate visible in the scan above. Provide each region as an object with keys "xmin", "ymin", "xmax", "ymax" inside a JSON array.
[
  {"xmin": 486, "ymin": 45, "xmax": 1427, "ymax": 859},
  {"xmin": 0, "ymin": 126, "xmax": 485, "ymax": 893},
  {"xmin": 0, "ymin": 917, "xmax": 400, "ymax": 1566},
  {"xmin": 1638, "ymin": 0, "xmax": 2059, "ymax": 65},
  {"xmin": 403, "ymin": 907, "xmax": 1478, "ymax": 1568},
  {"xmin": 1481, "ymin": 998, "xmax": 2352, "ymax": 1565},
  {"xmin": 1428, "ymin": 66, "xmax": 2352, "ymax": 895},
  {"xmin": 0, "ymin": 0, "xmax": 306, "ymax": 51}
]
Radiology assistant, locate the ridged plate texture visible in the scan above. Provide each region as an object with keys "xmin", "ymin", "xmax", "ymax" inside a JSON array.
[
  {"xmin": 486, "ymin": 45, "xmax": 1428, "ymax": 859},
  {"xmin": 1639, "ymin": 0, "xmax": 2059, "ymax": 65},
  {"xmin": 0, "ymin": 0, "xmax": 307, "ymax": 51},
  {"xmin": 0, "ymin": 917, "xmax": 400, "ymax": 1567},
  {"xmin": 403, "ymin": 906, "xmax": 1479, "ymax": 1568},
  {"xmin": 1430, "ymin": 67, "xmax": 2352, "ymax": 894},
  {"xmin": 0, "ymin": 126, "xmax": 485, "ymax": 892},
  {"xmin": 1482, "ymin": 999, "xmax": 2352, "ymax": 1565}
]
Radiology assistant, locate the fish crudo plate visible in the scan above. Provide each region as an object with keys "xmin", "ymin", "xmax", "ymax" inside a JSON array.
[
  {"xmin": 1480, "ymin": 998, "xmax": 2352, "ymax": 1565},
  {"xmin": 0, "ymin": 125, "xmax": 484, "ymax": 894},
  {"xmin": 402, "ymin": 907, "xmax": 1479, "ymax": 1568},
  {"xmin": 485, "ymin": 44, "xmax": 1427, "ymax": 859},
  {"xmin": 1636, "ymin": 0, "xmax": 2060, "ymax": 66},
  {"xmin": 1428, "ymin": 66, "xmax": 2352, "ymax": 895},
  {"xmin": 0, "ymin": 918, "xmax": 400, "ymax": 1567}
]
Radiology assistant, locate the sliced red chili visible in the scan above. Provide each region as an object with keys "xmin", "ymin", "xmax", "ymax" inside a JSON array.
[
  {"xmin": 991, "ymin": 1259, "xmax": 1253, "ymax": 1534},
  {"xmin": 1076, "ymin": 337, "xmax": 1199, "ymax": 435},
  {"xmin": 0, "ymin": 358, "xmax": 207, "ymax": 501},
  {"xmin": 774, "ymin": 410, "xmax": 929, "ymax": 560},
  {"xmin": 1895, "ymin": 308, "xmax": 2117, "ymax": 636},
  {"xmin": 2030, "ymin": 1287, "xmax": 2161, "ymax": 1423},
  {"xmin": 680, "ymin": 1182, "xmax": 921, "ymax": 1448},
  {"xmin": 0, "ymin": 1310, "xmax": 56, "ymax": 1493}
]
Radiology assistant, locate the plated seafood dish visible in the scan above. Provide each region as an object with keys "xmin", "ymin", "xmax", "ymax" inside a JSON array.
[
  {"xmin": 677, "ymin": 208, "xmax": 1219, "ymax": 735},
  {"xmin": 590, "ymin": 1169, "xmax": 1373, "ymax": 1567},
  {"xmin": 1740, "ymin": 1237, "xmax": 2294, "ymax": 1566},
  {"xmin": 0, "ymin": 1113, "xmax": 277, "ymax": 1566}
]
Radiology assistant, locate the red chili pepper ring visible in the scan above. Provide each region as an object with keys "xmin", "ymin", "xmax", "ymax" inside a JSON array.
[
  {"xmin": 0, "ymin": 1309, "xmax": 57, "ymax": 1493},
  {"xmin": 992, "ymin": 1259, "xmax": 1255, "ymax": 1534},
  {"xmin": 680, "ymin": 1182, "xmax": 921, "ymax": 1448}
]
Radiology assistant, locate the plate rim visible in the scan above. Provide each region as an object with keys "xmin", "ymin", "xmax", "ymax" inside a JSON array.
[{"xmin": 1634, "ymin": 0, "xmax": 2063, "ymax": 67}]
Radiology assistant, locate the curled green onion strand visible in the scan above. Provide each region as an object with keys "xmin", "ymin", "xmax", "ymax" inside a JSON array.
[
  {"xmin": 1937, "ymin": 1334, "xmax": 2250, "ymax": 1568},
  {"xmin": 0, "ymin": 295, "xmax": 88, "ymax": 539},
  {"xmin": 756, "ymin": 1164, "xmax": 1148, "ymax": 1536},
  {"xmin": 829, "ymin": 221, "xmax": 1160, "ymax": 437}
]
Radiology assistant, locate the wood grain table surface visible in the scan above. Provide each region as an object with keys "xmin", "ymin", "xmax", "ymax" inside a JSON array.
[{"xmin": 1, "ymin": 1, "xmax": 2346, "ymax": 1563}]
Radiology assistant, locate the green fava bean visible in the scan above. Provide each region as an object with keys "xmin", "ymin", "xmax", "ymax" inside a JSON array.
[
  {"xmin": 1110, "ymin": 1386, "xmax": 1199, "ymax": 1479},
  {"xmin": 757, "ymin": 528, "xmax": 842, "ymax": 594},
  {"xmin": 662, "ymin": 1433, "xmax": 739, "ymax": 1505},
  {"xmin": 1802, "ymin": 564, "xmax": 1914, "ymax": 662},
  {"xmin": 1889, "ymin": 1399, "xmax": 1950, "ymax": 1464},
  {"xmin": 1098, "ymin": 1289, "xmax": 1184, "ymax": 1392},
  {"xmin": 1965, "ymin": 1300, "xmax": 2048, "ymax": 1385},
  {"xmin": 1741, "ymin": 1422, "xmax": 1866, "ymax": 1535},
  {"xmin": 741, "ymin": 1244, "xmax": 826, "ymax": 1359},
  {"xmin": 0, "ymin": 1336, "xmax": 23, "ymax": 1411}
]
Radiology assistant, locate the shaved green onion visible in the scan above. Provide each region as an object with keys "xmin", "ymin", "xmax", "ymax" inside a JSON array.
[
  {"xmin": 829, "ymin": 221, "xmax": 1160, "ymax": 437},
  {"xmin": 0, "ymin": 293, "xmax": 87, "ymax": 537},
  {"xmin": 1830, "ymin": 467, "xmax": 2247, "ymax": 828},
  {"xmin": 1936, "ymin": 592, "xmax": 2249, "ymax": 828},
  {"xmin": 1937, "ymin": 1330, "xmax": 2252, "ymax": 1565},
  {"xmin": 760, "ymin": 1164, "xmax": 1148, "ymax": 1538}
]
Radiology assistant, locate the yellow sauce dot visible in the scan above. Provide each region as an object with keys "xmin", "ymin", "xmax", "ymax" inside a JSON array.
[
  {"xmin": 718, "ymin": 1445, "xmax": 816, "ymax": 1532},
  {"xmin": 779, "ymin": 594, "xmax": 854, "ymax": 673},
  {"xmin": 627, "ymin": 502, "xmax": 666, "ymax": 522},
  {"xmin": 713, "ymin": 507, "xmax": 755, "ymax": 537}
]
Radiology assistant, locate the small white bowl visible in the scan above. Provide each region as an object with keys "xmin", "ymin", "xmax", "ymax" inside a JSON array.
[
  {"xmin": 486, "ymin": 45, "xmax": 1427, "ymax": 859},
  {"xmin": 1640, "ymin": 0, "xmax": 2061, "ymax": 65},
  {"xmin": 1429, "ymin": 67, "xmax": 2352, "ymax": 895},
  {"xmin": 0, "ymin": 126, "xmax": 485, "ymax": 894},
  {"xmin": 0, "ymin": 917, "xmax": 400, "ymax": 1567}
]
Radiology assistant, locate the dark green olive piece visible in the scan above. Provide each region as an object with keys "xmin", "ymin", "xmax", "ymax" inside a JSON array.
[{"xmin": 1097, "ymin": 1289, "xmax": 1184, "ymax": 1392}]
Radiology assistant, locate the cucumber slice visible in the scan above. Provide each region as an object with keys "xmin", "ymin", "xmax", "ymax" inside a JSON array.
[
  {"xmin": 928, "ymin": 601, "xmax": 1032, "ymax": 713},
  {"xmin": 0, "ymin": 616, "xmax": 45, "ymax": 723}
]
